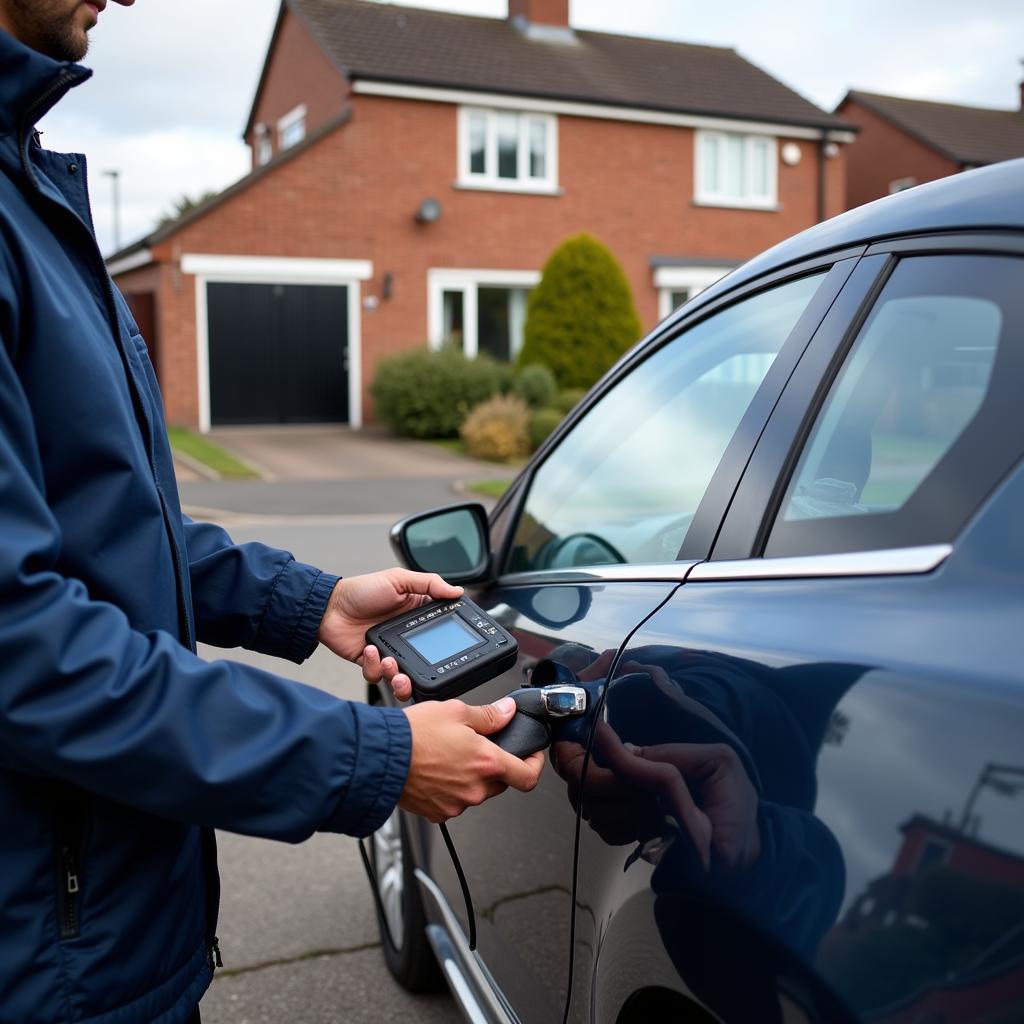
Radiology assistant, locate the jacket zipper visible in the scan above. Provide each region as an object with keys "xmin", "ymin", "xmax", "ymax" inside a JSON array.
[
  {"xmin": 57, "ymin": 842, "xmax": 81, "ymax": 940},
  {"xmin": 19, "ymin": 75, "xmax": 195, "ymax": 650}
]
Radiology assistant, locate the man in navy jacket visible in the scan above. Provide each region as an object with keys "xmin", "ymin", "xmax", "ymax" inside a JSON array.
[{"xmin": 0, "ymin": 3, "xmax": 543, "ymax": 1022}]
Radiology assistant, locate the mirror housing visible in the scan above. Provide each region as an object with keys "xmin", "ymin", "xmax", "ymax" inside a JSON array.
[{"xmin": 389, "ymin": 502, "xmax": 492, "ymax": 584}]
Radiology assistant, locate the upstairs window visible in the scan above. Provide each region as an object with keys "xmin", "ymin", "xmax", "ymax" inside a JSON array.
[
  {"xmin": 458, "ymin": 108, "xmax": 558, "ymax": 192},
  {"xmin": 278, "ymin": 104, "xmax": 307, "ymax": 151},
  {"xmin": 254, "ymin": 124, "xmax": 273, "ymax": 166},
  {"xmin": 695, "ymin": 130, "xmax": 777, "ymax": 208}
]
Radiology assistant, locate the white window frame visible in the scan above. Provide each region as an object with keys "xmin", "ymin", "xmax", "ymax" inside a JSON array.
[
  {"xmin": 277, "ymin": 103, "xmax": 307, "ymax": 151},
  {"xmin": 427, "ymin": 268, "xmax": 541, "ymax": 358},
  {"xmin": 654, "ymin": 265, "xmax": 733, "ymax": 320},
  {"xmin": 889, "ymin": 176, "xmax": 917, "ymax": 194},
  {"xmin": 694, "ymin": 130, "xmax": 778, "ymax": 210},
  {"xmin": 457, "ymin": 107, "xmax": 559, "ymax": 194},
  {"xmin": 181, "ymin": 254, "xmax": 373, "ymax": 433}
]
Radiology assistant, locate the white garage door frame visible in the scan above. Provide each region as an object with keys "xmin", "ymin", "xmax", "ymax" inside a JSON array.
[{"xmin": 182, "ymin": 254, "xmax": 374, "ymax": 433}]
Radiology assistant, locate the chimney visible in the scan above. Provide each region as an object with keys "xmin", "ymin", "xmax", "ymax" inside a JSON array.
[{"xmin": 508, "ymin": 0, "xmax": 570, "ymax": 29}]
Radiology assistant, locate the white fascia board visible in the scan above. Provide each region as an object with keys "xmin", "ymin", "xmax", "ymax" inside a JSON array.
[
  {"xmin": 107, "ymin": 248, "xmax": 154, "ymax": 277},
  {"xmin": 353, "ymin": 80, "xmax": 831, "ymax": 141},
  {"xmin": 181, "ymin": 254, "xmax": 373, "ymax": 283},
  {"xmin": 654, "ymin": 265, "xmax": 732, "ymax": 290}
]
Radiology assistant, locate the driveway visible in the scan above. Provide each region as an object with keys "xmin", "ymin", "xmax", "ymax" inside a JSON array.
[{"xmin": 177, "ymin": 425, "xmax": 518, "ymax": 520}]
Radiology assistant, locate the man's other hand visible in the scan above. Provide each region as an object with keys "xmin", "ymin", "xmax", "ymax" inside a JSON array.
[
  {"xmin": 400, "ymin": 697, "xmax": 545, "ymax": 822},
  {"xmin": 318, "ymin": 570, "xmax": 462, "ymax": 699}
]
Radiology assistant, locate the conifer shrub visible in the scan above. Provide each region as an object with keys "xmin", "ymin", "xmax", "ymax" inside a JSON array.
[
  {"xmin": 370, "ymin": 346, "xmax": 509, "ymax": 438},
  {"xmin": 460, "ymin": 394, "xmax": 531, "ymax": 462},
  {"xmin": 518, "ymin": 234, "xmax": 642, "ymax": 389}
]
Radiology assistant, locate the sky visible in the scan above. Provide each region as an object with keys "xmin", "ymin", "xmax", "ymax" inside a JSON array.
[{"xmin": 35, "ymin": 0, "xmax": 1024, "ymax": 255}]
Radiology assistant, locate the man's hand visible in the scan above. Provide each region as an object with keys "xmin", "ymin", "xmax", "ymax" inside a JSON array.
[
  {"xmin": 317, "ymin": 570, "xmax": 463, "ymax": 698},
  {"xmin": 401, "ymin": 697, "xmax": 545, "ymax": 822}
]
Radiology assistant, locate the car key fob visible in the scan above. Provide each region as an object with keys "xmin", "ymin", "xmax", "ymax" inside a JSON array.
[{"xmin": 491, "ymin": 685, "xmax": 588, "ymax": 758}]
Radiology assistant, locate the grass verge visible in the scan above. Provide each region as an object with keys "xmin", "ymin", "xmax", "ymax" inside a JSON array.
[
  {"xmin": 167, "ymin": 427, "xmax": 260, "ymax": 479},
  {"xmin": 465, "ymin": 478, "xmax": 512, "ymax": 499}
]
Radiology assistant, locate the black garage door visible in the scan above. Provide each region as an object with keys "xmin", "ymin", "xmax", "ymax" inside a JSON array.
[{"xmin": 207, "ymin": 282, "xmax": 349, "ymax": 425}]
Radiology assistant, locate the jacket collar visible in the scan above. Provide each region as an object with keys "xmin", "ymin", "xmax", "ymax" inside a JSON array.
[{"xmin": 0, "ymin": 28, "xmax": 90, "ymax": 136}]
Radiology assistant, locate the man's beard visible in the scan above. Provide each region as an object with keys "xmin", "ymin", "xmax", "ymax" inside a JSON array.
[{"xmin": 4, "ymin": 0, "xmax": 89, "ymax": 62}]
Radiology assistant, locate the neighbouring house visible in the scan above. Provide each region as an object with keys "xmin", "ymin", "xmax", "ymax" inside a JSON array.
[
  {"xmin": 108, "ymin": 0, "xmax": 853, "ymax": 431},
  {"xmin": 837, "ymin": 85, "xmax": 1024, "ymax": 210}
]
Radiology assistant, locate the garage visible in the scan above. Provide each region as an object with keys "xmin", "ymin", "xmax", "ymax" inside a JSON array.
[
  {"xmin": 206, "ymin": 281, "xmax": 349, "ymax": 425},
  {"xmin": 181, "ymin": 254, "xmax": 371, "ymax": 432}
]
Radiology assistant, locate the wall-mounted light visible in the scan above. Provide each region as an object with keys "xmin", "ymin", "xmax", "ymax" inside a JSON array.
[
  {"xmin": 781, "ymin": 142, "xmax": 802, "ymax": 166},
  {"xmin": 824, "ymin": 142, "xmax": 840, "ymax": 158},
  {"xmin": 415, "ymin": 198, "xmax": 442, "ymax": 223}
]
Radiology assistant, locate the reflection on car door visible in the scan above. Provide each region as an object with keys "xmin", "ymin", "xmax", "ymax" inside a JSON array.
[
  {"xmin": 427, "ymin": 263, "xmax": 849, "ymax": 1024},
  {"xmin": 564, "ymin": 246, "xmax": 1024, "ymax": 1023}
]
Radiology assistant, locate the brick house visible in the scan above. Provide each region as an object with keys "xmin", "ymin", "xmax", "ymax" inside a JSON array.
[
  {"xmin": 837, "ymin": 86, "xmax": 1024, "ymax": 210},
  {"xmin": 108, "ymin": 0, "xmax": 853, "ymax": 430}
]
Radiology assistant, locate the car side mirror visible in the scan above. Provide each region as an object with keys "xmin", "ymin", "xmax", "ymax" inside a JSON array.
[{"xmin": 389, "ymin": 502, "xmax": 492, "ymax": 584}]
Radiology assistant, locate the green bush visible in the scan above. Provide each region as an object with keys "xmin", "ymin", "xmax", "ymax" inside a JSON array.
[
  {"xmin": 518, "ymin": 233, "xmax": 642, "ymax": 390},
  {"xmin": 529, "ymin": 407, "xmax": 563, "ymax": 450},
  {"xmin": 553, "ymin": 388, "xmax": 587, "ymax": 415},
  {"xmin": 513, "ymin": 363, "xmax": 558, "ymax": 409},
  {"xmin": 460, "ymin": 394, "xmax": 531, "ymax": 462},
  {"xmin": 371, "ymin": 346, "xmax": 509, "ymax": 438}
]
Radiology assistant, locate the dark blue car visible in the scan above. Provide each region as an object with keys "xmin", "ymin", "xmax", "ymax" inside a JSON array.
[{"xmin": 369, "ymin": 159, "xmax": 1024, "ymax": 1024}]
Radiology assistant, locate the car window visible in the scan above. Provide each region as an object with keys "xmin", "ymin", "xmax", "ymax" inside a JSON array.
[
  {"xmin": 766, "ymin": 255, "xmax": 1024, "ymax": 557},
  {"xmin": 506, "ymin": 273, "xmax": 826, "ymax": 572}
]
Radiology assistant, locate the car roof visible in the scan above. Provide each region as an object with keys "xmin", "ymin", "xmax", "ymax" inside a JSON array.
[{"xmin": 679, "ymin": 157, "xmax": 1024, "ymax": 318}]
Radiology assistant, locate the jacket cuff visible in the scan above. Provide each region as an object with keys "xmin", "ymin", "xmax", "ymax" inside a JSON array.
[
  {"xmin": 321, "ymin": 704, "xmax": 412, "ymax": 838},
  {"xmin": 256, "ymin": 560, "xmax": 340, "ymax": 664}
]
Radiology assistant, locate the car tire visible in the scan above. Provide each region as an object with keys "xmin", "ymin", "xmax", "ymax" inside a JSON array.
[{"xmin": 370, "ymin": 807, "xmax": 445, "ymax": 993}]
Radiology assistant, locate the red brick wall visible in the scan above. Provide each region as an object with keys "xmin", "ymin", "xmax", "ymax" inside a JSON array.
[
  {"xmin": 508, "ymin": 0, "xmax": 569, "ymax": 25},
  {"xmin": 245, "ymin": 7, "xmax": 348, "ymax": 168},
  {"xmin": 127, "ymin": 94, "xmax": 847, "ymax": 426},
  {"xmin": 839, "ymin": 97, "xmax": 959, "ymax": 210}
]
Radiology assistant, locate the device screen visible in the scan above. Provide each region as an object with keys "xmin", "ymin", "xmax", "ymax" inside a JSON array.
[{"xmin": 404, "ymin": 615, "xmax": 481, "ymax": 664}]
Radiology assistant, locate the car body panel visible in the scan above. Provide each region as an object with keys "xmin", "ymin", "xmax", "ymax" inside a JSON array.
[{"xmin": 565, "ymin": 461, "xmax": 1024, "ymax": 1023}]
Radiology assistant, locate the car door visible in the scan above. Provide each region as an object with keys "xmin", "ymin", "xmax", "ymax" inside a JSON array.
[
  {"xmin": 565, "ymin": 240, "xmax": 1024, "ymax": 1023},
  {"xmin": 417, "ymin": 256, "xmax": 862, "ymax": 1024}
]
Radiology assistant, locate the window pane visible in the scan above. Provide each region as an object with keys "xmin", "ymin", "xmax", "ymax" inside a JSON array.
[
  {"xmin": 700, "ymin": 135, "xmax": 720, "ymax": 194},
  {"xmin": 442, "ymin": 290, "xmax": 465, "ymax": 350},
  {"xmin": 467, "ymin": 111, "xmax": 487, "ymax": 175},
  {"xmin": 508, "ymin": 273, "xmax": 825, "ymax": 570},
  {"xmin": 724, "ymin": 134, "xmax": 744, "ymax": 196},
  {"xmin": 670, "ymin": 289, "xmax": 690, "ymax": 310},
  {"xmin": 767, "ymin": 256, "xmax": 1020, "ymax": 557},
  {"xmin": 280, "ymin": 116, "xmax": 305, "ymax": 150},
  {"xmin": 478, "ymin": 287, "xmax": 513, "ymax": 361},
  {"xmin": 497, "ymin": 113, "xmax": 518, "ymax": 179},
  {"xmin": 529, "ymin": 118, "xmax": 547, "ymax": 179},
  {"xmin": 750, "ymin": 139, "xmax": 770, "ymax": 198}
]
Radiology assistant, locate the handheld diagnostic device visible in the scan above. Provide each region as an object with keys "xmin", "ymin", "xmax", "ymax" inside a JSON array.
[{"xmin": 366, "ymin": 597, "xmax": 518, "ymax": 701}]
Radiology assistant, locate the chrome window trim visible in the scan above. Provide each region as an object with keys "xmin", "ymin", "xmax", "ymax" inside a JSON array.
[
  {"xmin": 415, "ymin": 868, "xmax": 516, "ymax": 1024},
  {"xmin": 496, "ymin": 561, "xmax": 701, "ymax": 587},
  {"xmin": 690, "ymin": 544, "xmax": 952, "ymax": 582}
]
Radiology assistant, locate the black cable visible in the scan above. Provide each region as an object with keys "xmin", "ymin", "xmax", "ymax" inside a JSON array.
[{"xmin": 440, "ymin": 820, "xmax": 478, "ymax": 951}]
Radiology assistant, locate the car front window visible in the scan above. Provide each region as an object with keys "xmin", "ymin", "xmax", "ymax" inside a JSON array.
[{"xmin": 507, "ymin": 273, "xmax": 826, "ymax": 571}]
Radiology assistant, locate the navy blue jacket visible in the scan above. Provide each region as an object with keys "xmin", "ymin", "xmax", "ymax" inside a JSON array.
[{"xmin": 0, "ymin": 31, "xmax": 411, "ymax": 1024}]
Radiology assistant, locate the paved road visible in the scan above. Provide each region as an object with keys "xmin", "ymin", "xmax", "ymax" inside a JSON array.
[{"xmin": 192, "ymin": 507, "xmax": 465, "ymax": 1022}]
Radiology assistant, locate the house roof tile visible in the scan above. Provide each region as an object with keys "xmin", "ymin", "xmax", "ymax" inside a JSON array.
[
  {"xmin": 842, "ymin": 89, "xmax": 1024, "ymax": 166},
  {"xmin": 287, "ymin": 0, "xmax": 849, "ymax": 131}
]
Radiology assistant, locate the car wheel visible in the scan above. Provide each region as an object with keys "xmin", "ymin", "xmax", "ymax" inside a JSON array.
[{"xmin": 370, "ymin": 808, "xmax": 444, "ymax": 992}]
